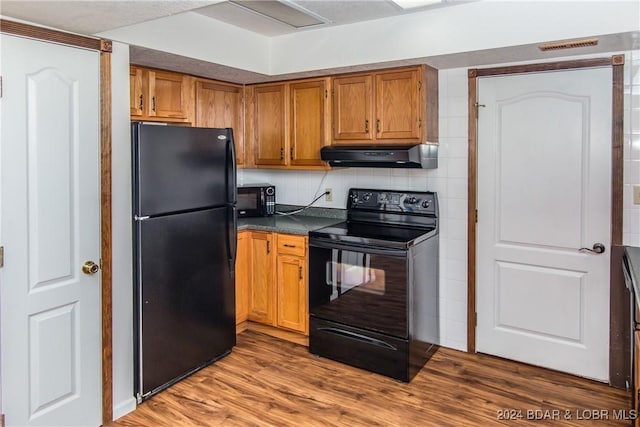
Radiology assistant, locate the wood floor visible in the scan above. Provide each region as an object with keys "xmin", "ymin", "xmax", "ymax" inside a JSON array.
[{"xmin": 111, "ymin": 329, "xmax": 630, "ymax": 426}]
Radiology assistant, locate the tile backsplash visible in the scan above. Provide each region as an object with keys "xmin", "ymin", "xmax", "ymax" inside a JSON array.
[{"xmin": 239, "ymin": 52, "xmax": 640, "ymax": 352}]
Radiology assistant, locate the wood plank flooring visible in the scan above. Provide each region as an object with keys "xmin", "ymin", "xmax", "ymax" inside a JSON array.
[{"xmin": 111, "ymin": 330, "xmax": 631, "ymax": 426}]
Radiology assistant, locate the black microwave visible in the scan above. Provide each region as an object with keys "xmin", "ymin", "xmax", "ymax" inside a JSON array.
[{"xmin": 237, "ymin": 183, "xmax": 276, "ymax": 217}]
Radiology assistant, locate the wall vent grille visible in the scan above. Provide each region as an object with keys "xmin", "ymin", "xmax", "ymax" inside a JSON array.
[{"xmin": 538, "ymin": 38, "xmax": 599, "ymax": 51}]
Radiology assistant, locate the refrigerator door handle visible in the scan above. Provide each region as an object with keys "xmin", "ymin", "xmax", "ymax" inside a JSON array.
[
  {"xmin": 227, "ymin": 205, "xmax": 237, "ymax": 270},
  {"xmin": 226, "ymin": 130, "xmax": 237, "ymax": 205}
]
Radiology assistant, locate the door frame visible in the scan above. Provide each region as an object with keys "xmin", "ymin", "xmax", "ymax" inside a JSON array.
[
  {"xmin": 0, "ymin": 19, "xmax": 114, "ymax": 423},
  {"xmin": 467, "ymin": 55, "xmax": 626, "ymax": 386}
]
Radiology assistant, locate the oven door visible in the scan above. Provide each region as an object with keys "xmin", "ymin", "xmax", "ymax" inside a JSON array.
[{"xmin": 309, "ymin": 238, "xmax": 408, "ymax": 338}]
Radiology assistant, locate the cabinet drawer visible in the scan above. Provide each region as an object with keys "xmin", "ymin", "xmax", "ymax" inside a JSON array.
[{"xmin": 277, "ymin": 234, "xmax": 306, "ymax": 256}]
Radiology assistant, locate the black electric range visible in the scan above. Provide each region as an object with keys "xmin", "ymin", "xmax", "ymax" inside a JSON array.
[{"xmin": 308, "ymin": 188, "xmax": 440, "ymax": 382}]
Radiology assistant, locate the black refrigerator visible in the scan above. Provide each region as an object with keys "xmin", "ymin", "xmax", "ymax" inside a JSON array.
[{"xmin": 132, "ymin": 122, "xmax": 237, "ymax": 402}]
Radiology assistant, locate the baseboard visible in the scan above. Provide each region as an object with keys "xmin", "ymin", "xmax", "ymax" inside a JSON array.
[{"xmin": 112, "ymin": 397, "xmax": 137, "ymax": 421}]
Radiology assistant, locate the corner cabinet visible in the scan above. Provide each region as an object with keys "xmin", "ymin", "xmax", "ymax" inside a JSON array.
[
  {"xmin": 194, "ymin": 79, "xmax": 245, "ymax": 167},
  {"xmin": 246, "ymin": 78, "xmax": 330, "ymax": 169},
  {"xmin": 332, "ymin": 65, "xmax": 438, "ymax": 144},
  {"xmin": 129, "ymin": 66, "xmax": 191, "ymax": 123}
]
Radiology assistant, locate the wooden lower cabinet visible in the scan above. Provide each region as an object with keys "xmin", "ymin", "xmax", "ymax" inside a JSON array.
[
  {"xmin": 247, "ymin": 231, "xmax": 277, "ymax": 325},
  {"xmin": 276, "ymin": 234, "xmax": 308, "ymax": 334},
  {"xmin": 235, "ymin": 231, "xmax": 250, "ymax": 324},
  {"xmin": 241, "ymin": 231, "xmax": 308, "ymax": 335}
]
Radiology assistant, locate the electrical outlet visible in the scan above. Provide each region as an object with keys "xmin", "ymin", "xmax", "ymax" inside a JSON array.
[
  {"xmin": 325, "ymin": 188, "xmax": 333, "ymax": 202},
  {"xmin": 634, "ymin": 185, "xmax": 640, "ymax": 205}
]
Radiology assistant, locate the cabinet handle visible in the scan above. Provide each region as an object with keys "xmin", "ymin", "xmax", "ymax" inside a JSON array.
[
  {"xmin": 290, "ymin": 147, "xmax": 294, "ymax": 160},
  {"xmin": 376, "ymin": 119, "xmax": 380, "ymax": 133},
  {"xmin": 267, "ymin": 240, "xmax": 271, "ymax": 254},
  {"xmin": 365, "ymin": 119, "xmax": 369, "ymax": 133},
  {"xmin": 283, "ymin": 244, "xmax": 296, "ymax": 248},
  {"xmin": 139, "ymin": 94, "xmax": 143, "ymax": 111},
  {"xmin": 151, "ymin": 96, "xmax": 156, "ymax": 112},
  {"xmin": 280, "ymin": 147, "xmax": 284, "ymax": 161},
  {"xmin": 298, "ymin": 266, "xmax": 303, "ymax": 281}
]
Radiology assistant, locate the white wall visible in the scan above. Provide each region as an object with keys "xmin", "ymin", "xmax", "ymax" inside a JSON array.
[
  {"xmin": 110, "ymin": 42, "xmax": 136, "ymax": 419},
  {"xmin": 624, "ymin": 50, "xmax": 640, "ymax": 246},
  {"xmin": 99, "ymin": 12, "xmax": 270, "ymax": 74},
  {"xmin": 269, "ymin": 1, "xmax": 640, "ymax": 75}
]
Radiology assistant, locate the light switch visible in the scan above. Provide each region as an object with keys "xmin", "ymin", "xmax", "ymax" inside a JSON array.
[{"xmin": 634, "ymin": 185, "xmax": 640, "ymax": 205}]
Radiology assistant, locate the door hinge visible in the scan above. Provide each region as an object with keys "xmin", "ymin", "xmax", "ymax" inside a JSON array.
[
  {"xmin": 474, "ymin": 102, "xmax": 486, "ymax": 118},
  {"xmin": 0, "ymin": 76, "xmax": 3, "ymax": 98},
  {"xmin": 325, "ymin": 89, "xmax": 328, "ymax": 98},
  {"xmin": 475, "ymin": 209, "xmax": 478, "ymax": 223},
  {"xmin": 0, "ymin": 246, "xmax": 4, "ymax": 268},
  {"xmin": 418, "ymin": 80, "xmax": 422, "ymax": 90}
]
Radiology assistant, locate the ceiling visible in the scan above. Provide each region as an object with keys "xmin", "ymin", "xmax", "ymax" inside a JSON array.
[{"xmin": 0, "ymin": 0, "xmax": 467, "ymax": 37}]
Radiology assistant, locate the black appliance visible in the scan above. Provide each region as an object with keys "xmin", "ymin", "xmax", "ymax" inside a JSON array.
[
  {"xmin": 308, "ymin": 188, "xmax": 439, "ymax": 382},
  {"xmin": 320, "ymin": 144, "xmax": 438, "ymax": 168},
  {"xmin": 132, "ymin": 122, "xmax": 237, "ymax": 402},
  {"xmin": 237, "ymin": 183, "xmax": 276, "ymax": 217}
]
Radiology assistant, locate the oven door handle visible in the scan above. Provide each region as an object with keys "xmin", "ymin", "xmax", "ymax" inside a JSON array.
[{"xmin": 310, "ymin": 238, "xmax": 407, "ymax": 257}]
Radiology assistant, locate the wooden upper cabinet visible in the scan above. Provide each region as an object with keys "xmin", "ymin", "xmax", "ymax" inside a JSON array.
[
  {"xmin": 253, "ymin": 84, "xmax": 287, "ymax": 166},
  {"xmin": 332, "ymin": 65, "xmax": 438, "ymax": 144},
  {"xmin": 129, "ymin": 66, "xmax": 191, "ymax": 123},
  {"xmin": 149, "ymin": 70, "xmax": 190, "ymax": 119},
  {"xmin": 375, "ymin": 69, "xmax": 420, "ymax": 141},
  {"xmin": 247, "ymin": 78, "xmax": 330, "ymax": 170},
  {"xmin": 129, "ymin": 67, "xmax": 144, "ymax": 117},
  {"xmin": 195, "ymin": 79, "xmax": 245, "ymax": 167},
  {"xmin": 289, "ymin": 78, "xmax": 330, "ymax": 167},
  {"xmin": 332, "ymin": 74, "xmax": 373, "ymax": 141}
]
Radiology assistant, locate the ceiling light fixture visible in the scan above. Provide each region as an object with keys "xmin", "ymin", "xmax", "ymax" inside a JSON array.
[
  {"xmin": 391, "ymin": 0, "xmax": 443, "ymax": 10},
  {"xmin": 229, "ymin": 0, "xmax": 329, "ymax": 28}
]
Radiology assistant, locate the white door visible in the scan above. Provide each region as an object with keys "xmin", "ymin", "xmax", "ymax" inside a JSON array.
[
  {"xmin": 476, "ymin": 67, "xmax": 612, "ymax": 381},
  {"xmin": 0, "ymin": 34, "xmax": 102, "ymax": 426}
]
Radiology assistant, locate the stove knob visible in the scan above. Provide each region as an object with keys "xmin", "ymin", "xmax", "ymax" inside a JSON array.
[
  {"xmin": 363, "ymin": 193, "xmax": 371, "ymax": 201},
  {"xmin": 406, "ymin": 196, "xmax": 417, "ymax": 204},
  {"xmin": 422, "ymin": 200, "xmax": 431, "ymax": 208}
]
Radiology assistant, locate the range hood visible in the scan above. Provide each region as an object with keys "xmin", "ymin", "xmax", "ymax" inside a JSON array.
[{"xmin": 320, "ymin": 144, "xmax": 438, "ymax": 169}]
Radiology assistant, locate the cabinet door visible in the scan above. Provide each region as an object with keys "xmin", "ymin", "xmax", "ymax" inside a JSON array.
[
  {"xmin": 130, "ymin": 67, "xmax": 144, "ymax": 117},
  {"xmin": 253, "ymin": 84, "xmax": 287, "ymax": 166},
  {"xmin": 235, "ymin": 231, "xmax": 250, "ymax": 324},
  {"xmin": 148, "ymin": 70, "xmax": 189, "ymax": 119},
  {"xmin": 332, "ymin": 74, "xmax": 373, "ymax": 141},
  {"xmin": 195, "ymin": 80, "xmax": 245, "ymax": 166},
  {"xmin": 289, "ymin": 79, "xmax": 330, "ymax": 167},
  {"xmin": 375, "ymin": 68, "xmax": 421, "ymax": 141},
  {"xmin": 248, "ymin": 232, "xmax": 276, "ymax": 325},
  {"xmin": 276, "ymin": 254, "xmax": 308, "ymax": 334}
]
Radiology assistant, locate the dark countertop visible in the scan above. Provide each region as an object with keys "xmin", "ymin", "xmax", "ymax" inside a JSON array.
[
  {"xmin": 625, "ymin": 246, "xmax": 640, "ymax": 307},
  {"xmin": 237, "ymin": 205, "xmax": 346, "ymax": 236}
]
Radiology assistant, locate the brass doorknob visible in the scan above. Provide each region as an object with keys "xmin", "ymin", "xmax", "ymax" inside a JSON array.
[{"xmin": 82, "ymin": 261, "xmax": 100, "ymax": 275}]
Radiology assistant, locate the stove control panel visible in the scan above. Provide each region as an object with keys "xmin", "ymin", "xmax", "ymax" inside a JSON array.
[{"xmin": 348, "ymin": 189, "xmax": 437, "ymax": 215}]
